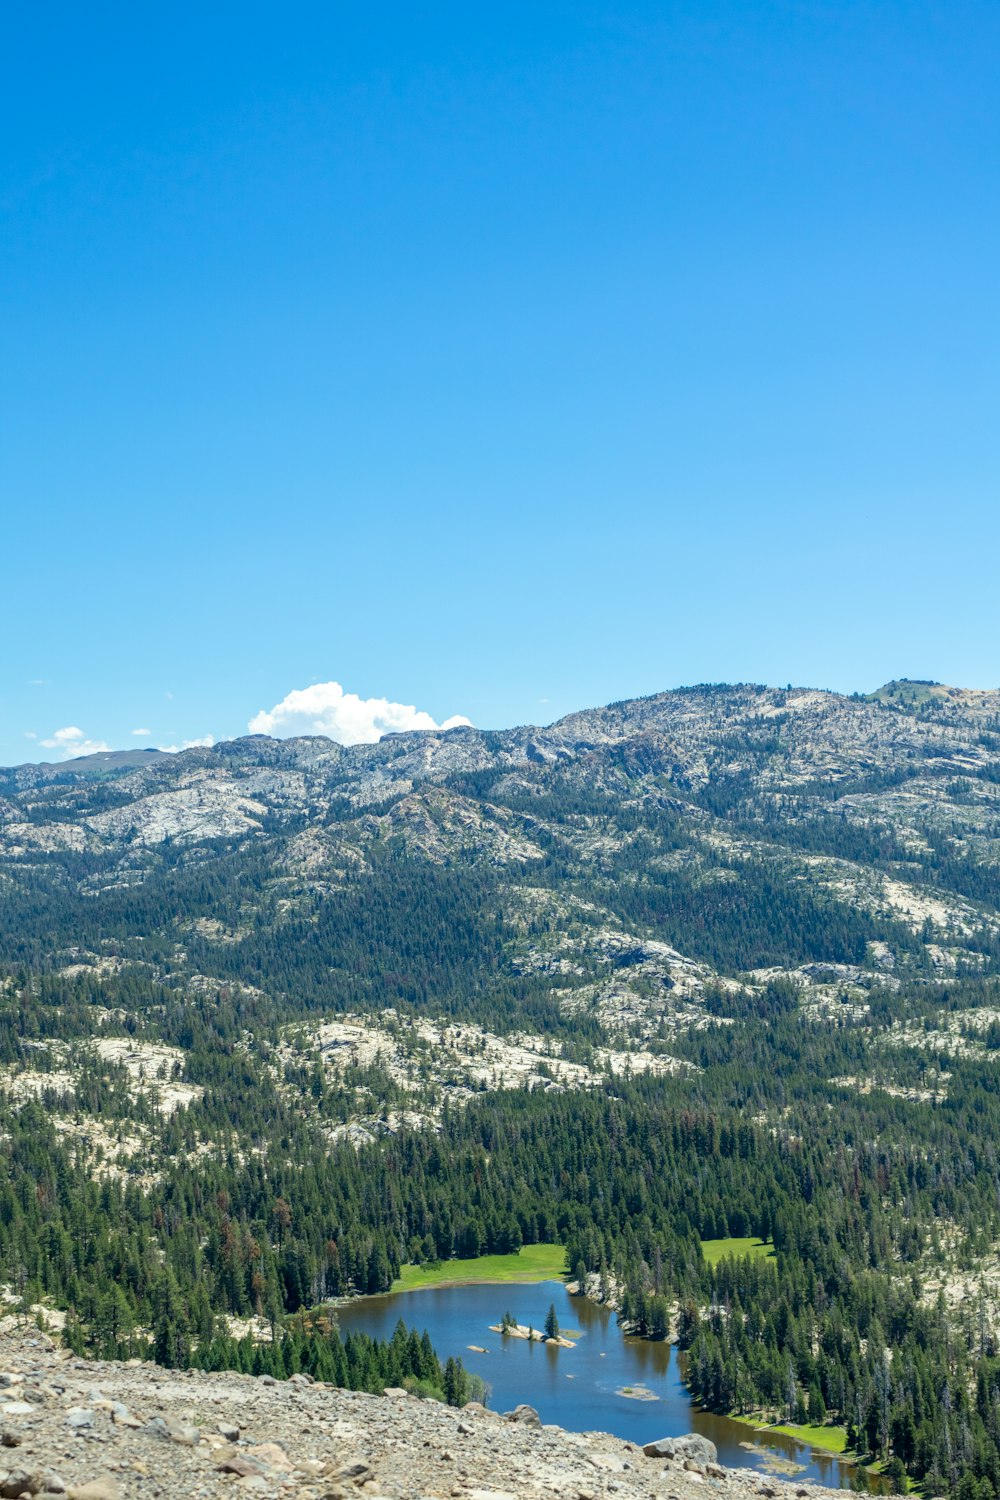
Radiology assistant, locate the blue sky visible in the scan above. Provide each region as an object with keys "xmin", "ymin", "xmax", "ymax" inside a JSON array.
[{"xmin": 2, "ymin": 3, "xmax": 998, "ymax": 763}]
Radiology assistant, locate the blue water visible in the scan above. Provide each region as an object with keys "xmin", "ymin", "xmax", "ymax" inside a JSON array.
[{"xmin": 337, "ymin": 1280, "xmax": 868, "ymax": 1488}]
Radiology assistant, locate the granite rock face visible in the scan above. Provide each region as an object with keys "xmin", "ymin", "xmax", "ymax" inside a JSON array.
[{"xmin": 3, "ymin": 680, "xmax": 1000, "ymax": 1171}]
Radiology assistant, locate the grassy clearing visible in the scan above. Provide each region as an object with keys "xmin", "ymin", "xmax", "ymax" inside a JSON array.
[
  {"xmin": 870, "ymin": 1461, "xmax": 916, "ymax": 1492},
  {"xmin": 767, "ymin": 1423, "xmax": 848, "ymax": 1453},
  {"xmin": 730, "ymin": 1413, "xmax": 849, "ymax": 1454},
  {"xmin": 731, "ymin": 1415, "xmax": 914, "ymax": 1485},
  {"xmin": 391, "ymin": 1243, "xmax": 567, "ymax": 1292},
  {"xmin": 700, "ymin": 1236, "xmax": 775, "ymax": 1266}
]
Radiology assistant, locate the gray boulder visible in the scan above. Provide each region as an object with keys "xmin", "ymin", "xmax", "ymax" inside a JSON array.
[
  {"xmin": 642, "ymin": 1433, "xmax": 718, "ymax": 1465},
  {"xmin": 503, "ymin": 1404, "xmax": 542, "ymax": 1428}
]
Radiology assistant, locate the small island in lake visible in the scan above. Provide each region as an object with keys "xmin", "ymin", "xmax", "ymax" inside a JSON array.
[{"xmin": 491, "ymin": 1303, "xmax": 577, "ymax": 1348}]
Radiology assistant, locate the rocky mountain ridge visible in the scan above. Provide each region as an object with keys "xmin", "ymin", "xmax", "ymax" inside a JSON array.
[
  {"xmin": 2, "ymin": 677, "xmax": 1000, "ymax": 1185},
  {"xmin": 4, "ymin": 678, "xmax": 999, "ymax": 937}
]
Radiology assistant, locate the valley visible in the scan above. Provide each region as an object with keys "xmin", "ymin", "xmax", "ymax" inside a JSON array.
[{"xmin": 2, "ymin": 680, "xmax": 1000, "ymax": 1492}]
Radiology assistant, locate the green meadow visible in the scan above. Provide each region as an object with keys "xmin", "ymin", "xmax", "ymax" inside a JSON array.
[
  {"xmin": 699, "ymin": 1236, "xmax": 775, "ymax": 1266},
  {"xmin": 391, "ymin": 1243, "xmax": 567, "ymax": 1293},
  {"xmin": 730, "ymin": 1413, "xmax": 849, "ymax": 1454}
]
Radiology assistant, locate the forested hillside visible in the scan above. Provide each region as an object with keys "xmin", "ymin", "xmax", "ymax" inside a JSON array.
[{"xmin": 3, "ymin": 680, "xmax": 1000, "ymax": 1493}]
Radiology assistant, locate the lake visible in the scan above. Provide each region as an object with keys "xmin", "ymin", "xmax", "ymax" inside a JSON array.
[{"xmin": 337, "ymin": 1280, "xmax": 872, "ymax": 1489}]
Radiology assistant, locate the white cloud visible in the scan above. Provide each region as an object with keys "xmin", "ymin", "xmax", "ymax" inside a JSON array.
[
  {"xmin": 23, "ymin": 731, "xmax": 37, "ymax": 740},
  {"xmin": 156, "ymin": 735, "xmax": 215, "ymax": 754},
  {"xmin": 248, "ymin": 681, "xmax": 472, "ymax": 746},
  {"xmin": 39, "ymin": 726, "xmax": 112, "ymax": 760},
  {"xmin": 41, "ymin": 726, "xmax": 85, "ymax": 747},
  {"xmin": 131, "ymin": 727, "xmax": 152, "ymax": 737}
]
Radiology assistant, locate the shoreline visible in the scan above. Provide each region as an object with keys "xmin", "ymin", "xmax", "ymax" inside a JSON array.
[{"xmin": 392, "ymin": 1273, "xmax": 565, "ymax": 1295}]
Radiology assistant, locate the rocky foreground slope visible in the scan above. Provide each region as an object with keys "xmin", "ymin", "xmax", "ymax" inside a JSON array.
[{"xmin": 0, "ymin": 1326, "xmax": 836, "ymax": 1500}]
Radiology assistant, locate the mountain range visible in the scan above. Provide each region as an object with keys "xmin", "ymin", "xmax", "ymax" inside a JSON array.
[
  {"xmin": 6, "ymin": 680, "xmax": 1000, "ymax": 1493},
  {"xmin": 4, "ymin": 678, "xmax": 999, "ymax": 985}
]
